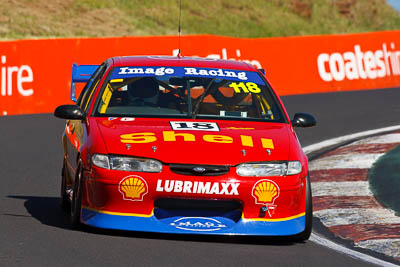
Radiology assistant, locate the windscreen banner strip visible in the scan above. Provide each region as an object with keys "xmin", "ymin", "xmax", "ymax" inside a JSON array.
[{"xmin": 109, "ymin": 66, "xmax": 264, "ymax": 84}]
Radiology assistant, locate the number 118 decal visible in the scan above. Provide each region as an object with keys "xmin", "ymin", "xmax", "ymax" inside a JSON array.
[{"xmin": 170, "ymin": 121, "xmax": 220, "ymax": 132}]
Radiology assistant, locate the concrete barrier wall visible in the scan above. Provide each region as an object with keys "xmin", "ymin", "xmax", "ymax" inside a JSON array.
[{"xmin": 1, "ymin": 31, "xmax": 400, "ymax": 115}]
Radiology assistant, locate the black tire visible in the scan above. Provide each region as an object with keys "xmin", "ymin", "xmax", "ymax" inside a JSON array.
[
  {"xmin": 70, "ymin": 163, "xmax": 84, "ymax": 229},
  {"xmin": 60, "ymin": 161, "xmax": 70, "ymax": 211},
  {"xmin": 293, "ymin": 175, "xmax": 313, "ymax": 241}
]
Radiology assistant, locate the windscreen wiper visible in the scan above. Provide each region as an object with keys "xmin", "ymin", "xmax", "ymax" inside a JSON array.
[{"xmin": 192, "ymin": 77, "xmax": 216, "ymax": 119}]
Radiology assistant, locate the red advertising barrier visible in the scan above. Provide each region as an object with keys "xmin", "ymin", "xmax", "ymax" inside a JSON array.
[{"xmin": 1, "ymin": 31, "xmax": 400, "ymax": 115}]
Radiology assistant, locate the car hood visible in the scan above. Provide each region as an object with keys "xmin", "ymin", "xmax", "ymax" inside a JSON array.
[{"xmin": 95, "ymin": 117, "xmax": 292, "ymax": 165}]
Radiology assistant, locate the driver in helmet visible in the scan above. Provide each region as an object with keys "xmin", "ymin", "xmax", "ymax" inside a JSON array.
[{"xmin": 127, "ymin": 77, "xmax": 159, "ymax": 106}]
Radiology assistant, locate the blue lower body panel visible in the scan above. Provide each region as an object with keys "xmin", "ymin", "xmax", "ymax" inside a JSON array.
[{"xmin": 81, "ymin": 208, "xmax": 305, "ymax": 236}]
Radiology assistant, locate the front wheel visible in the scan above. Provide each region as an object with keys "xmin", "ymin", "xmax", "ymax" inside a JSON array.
[
  {"xmin": 70, "ymin": 163, "xmax": 84, "ymax": 229},
  {"xmin": 293, "ymin": 175, "xmax": 312, "ymax": 241},
  {"xmin": 60, "ymin": 162, "xmax": 70, "ymax": 211}
]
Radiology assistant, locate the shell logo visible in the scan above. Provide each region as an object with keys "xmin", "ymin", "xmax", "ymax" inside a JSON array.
[
  {"xmin": 251, "ymin": 179, "xmax": 280, "ymax": 206},
  {"xmin": 118, "ymin": 175, "xmax": 148, "ymax": 201}
]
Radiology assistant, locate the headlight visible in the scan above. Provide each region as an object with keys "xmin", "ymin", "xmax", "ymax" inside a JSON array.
[
  {"xmin": 287, "ymin": 161, "xmax": 302, "ymax": 175},
  {"xmin": 92, "ymin": 154, "xmax": 110, "ymax": 169},
  {"xmin": 236, "ymin": 161, "xmax": 302, "ymax": 177},
  {"xmin": 91, "ymin": 154, "xmax": 162, "ymax": 172}
]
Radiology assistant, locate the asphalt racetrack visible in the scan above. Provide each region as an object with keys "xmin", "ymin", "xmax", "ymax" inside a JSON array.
[{"xmin": 1, "ymin": 88, "xmax": 400, "ymax": 266}]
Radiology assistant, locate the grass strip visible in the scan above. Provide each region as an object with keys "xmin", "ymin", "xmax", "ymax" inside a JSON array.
[{"xmin": 1, "ymin": 0, "xmax": 400, "ymax": 39}]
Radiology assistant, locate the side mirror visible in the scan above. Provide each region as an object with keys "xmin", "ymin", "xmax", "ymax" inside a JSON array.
[
  {"xmin": 291, "ymin": 113, "xmax": 316, "ymax": 127},
  {"xmin": 54, "ymin": 105, "xmax": 84, "ymax": 120}
]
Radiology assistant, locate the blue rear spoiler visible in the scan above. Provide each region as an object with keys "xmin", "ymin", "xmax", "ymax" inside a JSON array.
[{"xmin": 70, "ymin": 63, "xmax": 99, "ymax": 102}]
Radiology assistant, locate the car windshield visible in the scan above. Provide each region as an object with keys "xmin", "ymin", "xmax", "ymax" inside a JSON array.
[{"xmin": 94, "ymin": 66, "xmax": 285, "ymax": 122}]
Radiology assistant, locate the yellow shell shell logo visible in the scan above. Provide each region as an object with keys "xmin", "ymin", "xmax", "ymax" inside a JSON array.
[
  {"xmin": 252, "ymin": 179, "xmax": 280, "ymax": 205},
  {"xmin": 119, "ymin": 175, "xmax": 148, "ymax": 201}
]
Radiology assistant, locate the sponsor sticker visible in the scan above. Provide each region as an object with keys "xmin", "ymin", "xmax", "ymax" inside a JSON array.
[
  {"xmin": 110, "ymin": 66, "xmax": 263, "ymax": 83},
  {"xmin": 228, "ymin": 82, "xmax": 261, "ymax": 94},
  {"xmin": 120, "ymin": 117, "xmax": 135, "ymax": 121},
  {"xmin": 170, "ymin": 217, "xmax": 227, "ymax": 231},
  {"xmin": 183, "ymin": 67, "xmax": 248, "ymax": 81},
  {"xmin": 169, "ymin": 121, "xmax": 219, "ymax": 131},
  {"xmin": 251, "ymin": 179, "xmax": 280, "ymax": 217},
  {"xmin": 156, "ymin": 179, "xmax": 239, "ymax": 195},
  {"xmin": 120, "ymin": 130, "xmax": 274, "ymax": 149},
  {"xmin": 118, "ymin": 175, "xmax": 148, "ymax": 201}
]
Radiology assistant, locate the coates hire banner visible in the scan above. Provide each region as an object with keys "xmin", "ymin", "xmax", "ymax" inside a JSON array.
[{"xmin": 1, "ymin": 31, "xmax": 400, "ymax": 115}]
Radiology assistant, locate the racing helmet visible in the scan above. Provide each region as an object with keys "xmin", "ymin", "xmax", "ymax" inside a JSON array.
[{"xmin": 127, "ymin": 77, "xmax": 159, "ymax": 105}]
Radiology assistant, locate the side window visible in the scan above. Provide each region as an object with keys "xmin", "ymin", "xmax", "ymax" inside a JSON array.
[{"xmin": 78, "ymin": 63, "xmax": 107, "ymax": 111}]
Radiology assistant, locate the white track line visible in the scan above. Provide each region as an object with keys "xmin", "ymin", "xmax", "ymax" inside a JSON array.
[
  {"xmin": 310, "ymin": 233, "xmax": 399, "ymax": 267},
  {"xmin": 351, "ymin": 133, "xmax": 400, "ymax": 145},
  {"xmin": 303, "ymin": 125, "xmax": 400, "ymax": 154},
  {"xmin": 304, "ymin": 125, "xmax": 400, "ymax": 267}
]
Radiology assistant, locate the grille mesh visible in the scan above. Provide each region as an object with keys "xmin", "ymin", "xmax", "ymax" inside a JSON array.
[{"xmin": 169, "ymin": 164, "xmax": 229, "ymax": 176}]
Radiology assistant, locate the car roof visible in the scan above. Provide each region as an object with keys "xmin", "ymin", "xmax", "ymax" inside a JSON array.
[{"xmin": 111, "ymin": 56, "xmax": 256, "ymax": 71}]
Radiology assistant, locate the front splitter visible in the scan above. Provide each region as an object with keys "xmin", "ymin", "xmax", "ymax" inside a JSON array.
[{"xmin": 81, "ymin": 207, "xmax": 305, "ymax": 236}]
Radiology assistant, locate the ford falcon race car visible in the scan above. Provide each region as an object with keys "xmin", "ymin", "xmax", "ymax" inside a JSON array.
[{"xmin": 54, "ymin": 56, "xmax": 316, "ymax": 240}]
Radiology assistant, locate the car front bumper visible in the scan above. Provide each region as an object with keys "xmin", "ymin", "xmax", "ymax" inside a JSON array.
[{"xmin": 81, "ymin": 166, "xmax": 307, "ymax": 236}]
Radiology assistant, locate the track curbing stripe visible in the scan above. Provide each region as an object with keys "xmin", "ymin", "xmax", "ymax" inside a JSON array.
[
  {"xmin": 355, "ymin": 239, "xmax": 400, "ymax": 259},
  {"xmin": 313, "ymin": 208, "xmax": 400, "ymax": 227},
  {"xmin": 312, "ymin": 181, "xmax": 373, "ymax": 197},
  {"xmin": 304, "ymin": 125, "xmax": 400, "ymax": 266},
  {"xmin": 309, "ymin": 153, "xmax": 384, "ymax": 170}
]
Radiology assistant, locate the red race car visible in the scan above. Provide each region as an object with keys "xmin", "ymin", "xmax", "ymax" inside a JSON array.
[{"xmin": 54, "ymin": 56, "xmax": 316, "ymax": 240}]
